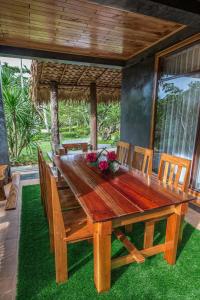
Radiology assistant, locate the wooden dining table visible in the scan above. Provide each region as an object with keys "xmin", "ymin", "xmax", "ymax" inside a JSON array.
[{"xmin": 54, "ymin": 153, "xmax": 195, "ymax": 293}]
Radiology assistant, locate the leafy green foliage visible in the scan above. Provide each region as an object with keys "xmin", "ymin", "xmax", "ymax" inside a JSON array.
[
  {"xmin": 2, "ymin": 63, "xmax": 41, "ymax": 164},
  {"xmin": 2, "ymin": 63, "xmax": 120, "ymax": 165}
]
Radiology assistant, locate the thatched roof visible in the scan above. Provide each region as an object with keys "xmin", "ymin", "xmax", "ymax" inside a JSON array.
[{"xmin": 30, "ymin": 60, "xmax": 121, "ymax": 104}]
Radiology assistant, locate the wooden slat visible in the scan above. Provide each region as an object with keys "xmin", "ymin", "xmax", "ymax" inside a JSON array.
[
  {"xmin": 111, "ymin": 243, "xmax": 165, "ymax": 269},
  {"xmin": 0, "ymin": 0, "xmax": 183, "ymax": 60},
  {"xmin": 114, "ymin": 229, "xmax": 145, "ymax": 263}
]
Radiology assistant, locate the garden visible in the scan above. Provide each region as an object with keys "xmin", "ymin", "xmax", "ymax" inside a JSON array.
[{"xmin": 1, "ymin": 60, "xmax": 120, "ymax": 165}]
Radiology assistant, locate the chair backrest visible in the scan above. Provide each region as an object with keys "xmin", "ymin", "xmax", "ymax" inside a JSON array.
[
  {"xmin": 158, "ymin": 153, "xmax": 191, "ymax": 192},
  {"xmin": 45, "ymin": 163, "xmax": 66, "ymax": 242},
  {"xmin": 62, "ymin": 142, "xmax": 88, "ymax": 154},
  {"xmin": 131, "ymin": 146, "xmax": 153, "ymax": 175},
  {"xmin": 116, "ymin": 141, "xmax": 131, "ymax": 166}
]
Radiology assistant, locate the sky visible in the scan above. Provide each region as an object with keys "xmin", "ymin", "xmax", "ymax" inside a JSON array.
[{"xmin": 0, "ymin": 57, "xmax": 32, "ymax": 69}]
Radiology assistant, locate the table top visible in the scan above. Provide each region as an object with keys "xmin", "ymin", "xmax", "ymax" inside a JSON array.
[{"xmin": 54, "ymin": 154, "xmax": 195, "ymax": 223}]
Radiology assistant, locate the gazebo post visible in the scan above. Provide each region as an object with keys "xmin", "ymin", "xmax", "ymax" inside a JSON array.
[
  {"xmin": 50, "ymin": 81, "xmax": 60, "ymax": 152},
  {"xmin": 90, "ymin": 82, "xmax": 97, "ymax": 150}
]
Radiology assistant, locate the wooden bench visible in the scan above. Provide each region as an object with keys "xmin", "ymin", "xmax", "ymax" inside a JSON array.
[
  {"xmin": 5, "ymin": 173, "xmax": 20, "ymax": 210},
  {"xmin": 0, "ymin": 165, "xmax": 8, "ymax": 201}
]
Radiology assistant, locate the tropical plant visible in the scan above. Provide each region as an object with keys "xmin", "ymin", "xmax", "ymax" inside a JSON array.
[{"xmin": 1, "ymin": 63, "xmax": 41, "ymax": 163}]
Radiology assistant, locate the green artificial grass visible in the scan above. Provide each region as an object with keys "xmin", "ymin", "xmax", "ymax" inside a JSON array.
[{"xmin": 17, "ymin": 185, "xmax": 200, "ymax": 300}]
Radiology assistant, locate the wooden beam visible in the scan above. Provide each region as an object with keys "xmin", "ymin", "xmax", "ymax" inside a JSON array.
[
  {"xmin": 126, "ymin": 27, "xmax": 200, "ymax": 68},
  {"xmin": 0, "ymin": 45, "xmax": 125, "ymax": 67},
  {"xmin": 90, "ymin": 82, "xmax": 97, "ymax": 150},
  {"xmin": 90, "ymin": 0, "xmax": 200, "ymax": 27},
  {"xmin": 39, "ymin": 83, "xmax": 121, "ymax": 89},
  {"xmin": 50, "ymin": 81, "xmax": 60, "ymax": 153},
  {"xmin": 114, "ymin": 229, "xmax": 145, "ymax": 263},
  {"xmin": 111, "ymin": 243, "xmax": 165, "ymax": 269}
]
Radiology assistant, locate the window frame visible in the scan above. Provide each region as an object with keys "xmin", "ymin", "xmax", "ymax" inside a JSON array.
[{"xmin": 150, "ymin": 33, "xmax": 200, "ymax": 190}]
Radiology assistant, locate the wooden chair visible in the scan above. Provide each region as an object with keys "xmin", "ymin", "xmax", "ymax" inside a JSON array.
[
  {"xmin": 144, "ymin": 153, "xmax": 191, "ymax": 248},
  {"xmin": 38, "ymin": 147, "xmax": 78, "ymax": 217},
  {"xmin": 45, "ymin": 163, "xmax": 93, "ymax": 283},
  {"xmin": 0, "ymin": 165, "xmax": 7, "ymax": 201},
  {"xmin": 125, "ymin": 146, "xmax": 153, "ymax": 232},
  {"xmin": 116, "ymin": 141, "xmax": 131, "ymax": 166},
  {"xmin": 131, "ymin": 146, "xmax": 153, "ymax": 175},
  {"xmin": 62, "ymin": 142, "xmax": 88, "ymax": 154}
]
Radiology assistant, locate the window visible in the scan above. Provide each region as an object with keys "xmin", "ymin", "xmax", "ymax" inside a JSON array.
[{"xmin": 153, "ymin": 41, "xmax": 200, "ymax": 189}]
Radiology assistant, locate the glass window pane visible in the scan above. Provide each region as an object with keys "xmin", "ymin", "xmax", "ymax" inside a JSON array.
[{"xmin": 154, "ymin": 75, "xmax": 200, "ymax": 175}]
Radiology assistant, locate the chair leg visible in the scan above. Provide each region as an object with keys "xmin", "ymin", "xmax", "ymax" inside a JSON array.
[
  {"xmin": 125, "ymin": 224, "xmax": 133, "ymax": 233},
  {"xmin": 144, "ymin": 221, "xmax": 155, "ymax": 248},
  {"xmin": 54, "ymin": 237, "xmax": 67, "ymax": 283}
]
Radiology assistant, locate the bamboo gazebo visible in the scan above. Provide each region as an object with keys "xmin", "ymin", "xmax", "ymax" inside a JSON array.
[{"xmin": 31, "ymin": 60, "xmax": 121, "ymax": 150}]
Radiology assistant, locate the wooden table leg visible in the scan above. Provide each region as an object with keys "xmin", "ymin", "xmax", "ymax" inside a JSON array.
[
  {"xmin": 144, "ymin": 221, "xmax": 155, "ymax": 248},
  {"xmin": 94, "ymin": 221, "xmax": 112, "ymax": 293},
  {"xmin": 164, "ymin": 204, "xmax": 183, "ymax": 265}
]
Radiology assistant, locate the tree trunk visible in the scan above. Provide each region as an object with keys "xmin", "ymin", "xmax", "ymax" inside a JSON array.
[
  {"xmin": 50, "ymin": 81, "xmax": 60, "ymax": 153},
  {"xmin": 90, "ymin": 82, "xmax": 97, "ymax": 150}
]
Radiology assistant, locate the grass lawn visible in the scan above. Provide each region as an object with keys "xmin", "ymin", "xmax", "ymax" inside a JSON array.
[
  {"xmin": 17, "ymin": 137, "xmax": 114, "ymax": 165},
  {"xmin": 17, "ymin": 185, "xmax": 200, "ymax": 300}
]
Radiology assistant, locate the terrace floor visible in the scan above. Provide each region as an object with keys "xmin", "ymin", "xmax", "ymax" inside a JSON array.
[{"xmin": 0, "ymin": 170, "xmax": 200, "ymax": 299}]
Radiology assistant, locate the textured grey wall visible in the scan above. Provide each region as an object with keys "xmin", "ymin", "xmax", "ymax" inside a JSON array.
[
  {"xmin": 120, "ymin": 56, "xmax": 155, "ymax": 148},
  {"xmin": 0, "ymin": 83, "xmax": 9, "ymax": 165}
]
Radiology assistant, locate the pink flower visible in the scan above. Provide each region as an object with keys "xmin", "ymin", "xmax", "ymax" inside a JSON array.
[
  {"xmin": 86, "ymin": 152, "xmax": 97, "ymax": 162},
  {"xmin": 107, "ymin": 151, "xmax": 117, "ymax": 161},
  {"xmin": 98, "ymin": 160, "xmax": 109, "ymax": 171}
]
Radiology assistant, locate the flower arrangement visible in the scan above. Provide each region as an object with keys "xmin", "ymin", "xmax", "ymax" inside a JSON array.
[{"xmin": 86, "ymin": 148, "xmax": 120, "ymax": 173}]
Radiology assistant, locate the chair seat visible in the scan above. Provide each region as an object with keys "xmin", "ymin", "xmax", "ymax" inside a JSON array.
[
  {"xmin": 62, "ymin": 208, "xmax": 93, "ymax": 242},
  {"xmin": 58, "ymin": 189, "xmax": 80, "ymax": 210}
]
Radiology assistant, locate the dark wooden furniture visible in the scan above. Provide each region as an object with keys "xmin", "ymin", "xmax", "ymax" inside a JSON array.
[
  {"xmin": 62, "ymin": 142, "xmax": 88, "ymax": 154},
  {"xmin": 54, "ymin": 153, "xmax": 195, "ymax": 293},
  {"xmin": 38, "ymin": 147, "xmax": 72, "ymax": 216},
  {"xmin": 0, "ymin": 165, "xmax": 7, "ymax": 201},
  {"xmin": 116, "ymin": 141, "xmax": 131, "ymax": 166},
  {"xmin": 131, "ymin": 146, "xmax": 153, "ymax": 175},
  {"xmin": 45, "ymin": 163, "xmax": 93, "ymax": 282},
  {"xmin": 5, "ymin": 173, "xmax": 20, "ymax": 210},
  {"xmin": 144, "ymin": 153, "xmax": 191, "ymax": 248}
]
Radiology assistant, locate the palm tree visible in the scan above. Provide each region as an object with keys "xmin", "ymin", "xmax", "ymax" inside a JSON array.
[{"xmin": 1, "ymin": 63, "xmax": 41, "ymax": 163}]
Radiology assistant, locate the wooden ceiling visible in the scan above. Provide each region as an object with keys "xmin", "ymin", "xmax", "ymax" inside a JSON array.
[
  {"xmin": 31, "ymin": 60, "xmax": 121, "ymax": 103},
  {"xmin": 0, "ymin": 0, "xmax": 184, "ymax": 61}
]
